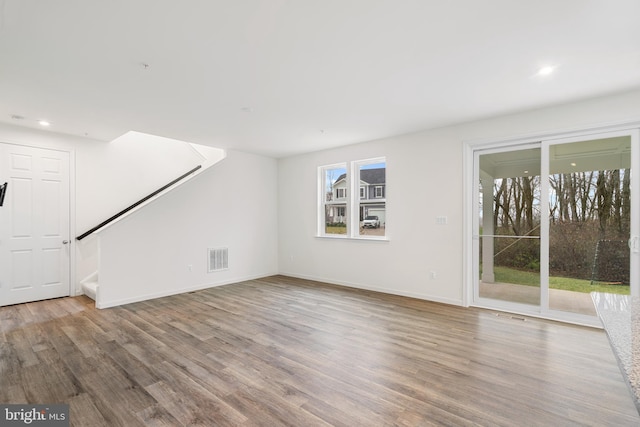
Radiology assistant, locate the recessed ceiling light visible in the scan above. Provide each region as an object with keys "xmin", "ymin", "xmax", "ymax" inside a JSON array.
[
  {"xmin": 524, "ymin": 170, "xmax": 529, "ymax": 174},
  {"xmin": 240, "ymin": 107, "xmax": 252, "ymax": 113},
  {"xmin": 38, "ymin": 120, "xmax": 51, "ymax": 126},
  {"xmin": 570, "ymin": 162, "xmax": 577, "ymax": 167},
  {"xmin": 537, "ymin": 66, "xmax": 555, "ymax": 76}
]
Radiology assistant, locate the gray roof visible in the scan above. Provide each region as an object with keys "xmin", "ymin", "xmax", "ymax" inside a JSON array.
[{"xmin": 335, "ymin": 168, "xmax": 385, "ymax": 185}]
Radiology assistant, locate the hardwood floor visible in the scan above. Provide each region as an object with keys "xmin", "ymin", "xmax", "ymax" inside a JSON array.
[{"xmin": 1, "ymin": 275, "xmax": 638, "ymax": 426}]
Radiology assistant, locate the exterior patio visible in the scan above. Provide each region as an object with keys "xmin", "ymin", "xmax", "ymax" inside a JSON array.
[{"xmin": 479, "ymin": 281, "xmax": 597, "ymax": 316}]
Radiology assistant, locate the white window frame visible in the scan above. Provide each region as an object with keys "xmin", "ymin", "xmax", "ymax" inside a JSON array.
[{"xmin": 318, "ymin": 157, "xmax": 387, "ymax": 240}]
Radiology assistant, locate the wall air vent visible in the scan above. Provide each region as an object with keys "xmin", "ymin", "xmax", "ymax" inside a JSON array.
[{"xmin": 208, "ymin": 247, "xmax": 229, "ymax": 272}]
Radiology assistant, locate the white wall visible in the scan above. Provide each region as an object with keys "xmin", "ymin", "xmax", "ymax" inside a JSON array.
[
  {"xmin": 0, "ymin": 124, "xmax": 206, "ymax": 233},
  {"xmin": 277, "ymin": 89, "xmax": 640, "ymax": 305},
  {"xmin": 74, "ymin": 131, "xmax": 210, "ymax": 286},
  {"xmin": 97, "ymin": 150, "xmax": 279, "ymax": 307},
  {"xmin": 75, "ymin": 131, "xmax": 206, "ymax": 234}
]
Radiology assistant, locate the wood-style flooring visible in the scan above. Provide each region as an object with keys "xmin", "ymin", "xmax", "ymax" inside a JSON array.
[{"xmin": 1, "ymin": 275, "xmax": 638, "ymax": 426}]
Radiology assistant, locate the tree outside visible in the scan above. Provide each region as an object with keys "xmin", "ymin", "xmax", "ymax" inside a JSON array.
[{"xmin": 487, "ymin": 167, "xmax": 631, "ymax": 292}]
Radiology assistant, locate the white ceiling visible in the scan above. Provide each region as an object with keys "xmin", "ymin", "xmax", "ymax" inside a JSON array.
[{"xmin": 1, "ymin": 0, "xmax": 639, "ymax": 158}]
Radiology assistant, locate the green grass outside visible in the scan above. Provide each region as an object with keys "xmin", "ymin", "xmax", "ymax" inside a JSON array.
[
  {"xmin": 492, "ymin": 266, "xmax": 630, "ymax": 295},
  {"xmin": 325, "ymin": 226, "xmax": 347, "ymax": 235}
]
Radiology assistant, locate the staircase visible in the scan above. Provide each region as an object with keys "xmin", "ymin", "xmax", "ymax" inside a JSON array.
[
  {"xmin": 74, "ymin": 133, "xmax": 226, "ymax": 306},
  {"xmin": 80, "ymin": 271, "xmax": 99, "ymax": 301}
]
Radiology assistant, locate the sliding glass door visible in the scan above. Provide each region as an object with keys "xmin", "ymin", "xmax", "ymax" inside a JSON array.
[
  {"xmin": 473, "ymin": 129, "xmax": 639, "ymax": 324},
  {"xmin": 476, "ymin": 146, "xmax": 541, "ymax": 308},
  {"xmin": 545, "ymin": 134, "xmax": 634, "ymax": 317}
]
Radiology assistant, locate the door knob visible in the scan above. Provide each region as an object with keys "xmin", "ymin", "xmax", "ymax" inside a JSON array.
[{"xmin": 62, "ymin": 240, "xmax": 69, "ymax": 245}]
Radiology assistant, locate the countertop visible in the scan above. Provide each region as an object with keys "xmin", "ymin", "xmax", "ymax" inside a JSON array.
[{"xmin": 591, "ymin": 292, "xmax": 640, "ymax": 414}]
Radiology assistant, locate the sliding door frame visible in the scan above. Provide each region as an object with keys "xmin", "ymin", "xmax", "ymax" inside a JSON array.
[{"xmin": 464, "ymin": 121, "xmax": 640, "ymax": 326}]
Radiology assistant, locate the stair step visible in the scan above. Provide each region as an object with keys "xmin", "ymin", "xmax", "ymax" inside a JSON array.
[{"xmin": 82, "ymin": 281, "xmax": 98, "ymax": 301}]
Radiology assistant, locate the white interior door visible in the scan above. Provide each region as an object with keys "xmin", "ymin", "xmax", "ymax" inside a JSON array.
[{"xmin": 0, "ymin": 143, "xmax": 70, "ymax": 306}]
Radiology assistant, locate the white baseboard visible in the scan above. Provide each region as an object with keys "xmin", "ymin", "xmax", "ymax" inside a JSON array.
[
  {"xmin": 95, "ymin": 271, "xmax": 463, "ymax": 309},
  {"xmin": 278, "ymin": 271, "xmax": 463, "ymax": 307},
  {"xmin": 95, "ymin": 272, "xmax": 277, "ymax": 309}
]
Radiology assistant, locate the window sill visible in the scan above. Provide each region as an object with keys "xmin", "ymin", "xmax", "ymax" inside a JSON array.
[{"xmin": 315, "ymin": 234, "xmax": 390, "ymax": 242}]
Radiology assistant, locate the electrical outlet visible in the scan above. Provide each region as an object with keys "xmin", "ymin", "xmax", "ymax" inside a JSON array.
[
  {"xmin": 188, "ymin": 264, "xmax": 193, "ymax": 272},
  {"xmin": 430, "ymin": 271, "xmax": 437, "ymax": 279}
]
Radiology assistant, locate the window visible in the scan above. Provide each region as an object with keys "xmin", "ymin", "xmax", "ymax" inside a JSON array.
[
  {"xmin": 356, "ymin": 158, "xmax": 386, "ymax": 237},
  {"xmin": 319, "ymin": 157, "xmax": 386, "ymax": 239},
  {"xmin": 320, "ymin": 164, "xmax": 347, "ymax": 235}
]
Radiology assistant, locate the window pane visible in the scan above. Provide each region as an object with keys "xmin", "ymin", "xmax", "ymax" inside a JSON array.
[
  {"xmin": 323, "ymin": 166, "xmax": 347, "ymax": 235},
  {"xmin": 358, "ymin": 160, "xmax": 386, "ymax": 237},
  {"xmin": 548, "ymin": 136, "xmax": 631, "ymax": 315},
  {"xmin": 478, "ymin": 148, "xmax": 541, "ymax": 306}
]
